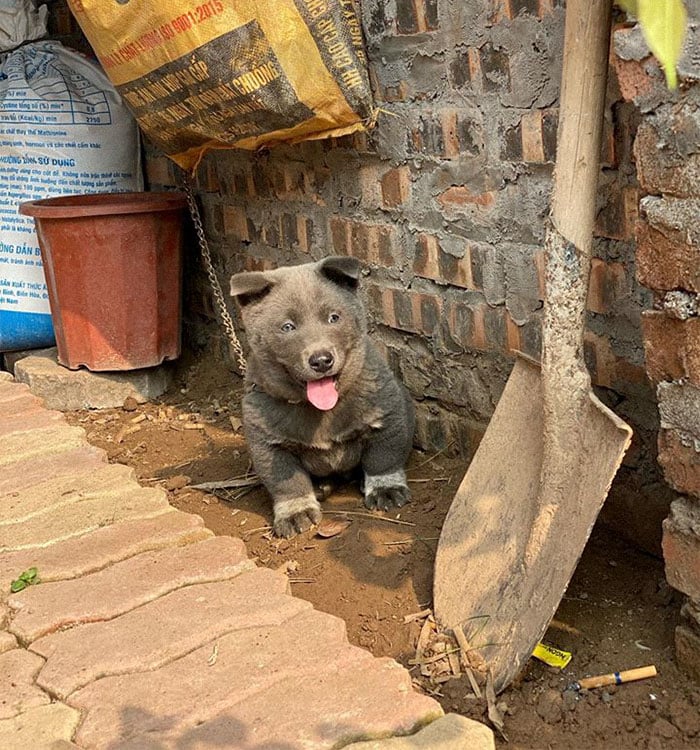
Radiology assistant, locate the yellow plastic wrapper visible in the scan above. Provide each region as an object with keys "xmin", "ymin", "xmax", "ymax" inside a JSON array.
[
  {"xmin": 67, "ymin": 0, "xmax": 375, "ymax": 170},
  {"xmin": 532, "ymin": 642, "xmax": 572, "ymax": 669}
]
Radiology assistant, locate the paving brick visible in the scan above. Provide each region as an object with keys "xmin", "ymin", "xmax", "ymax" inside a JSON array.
[
  {"xmin": 71, "ymin": 608, "xmax": 357, "ymax": 745},
  {"xmin": 0, "ymin": 510, "xmax": 210, "ymax": 590},
  {"xmin": 0, "ymin": 632, "xmax": 17, "ymax": 654},
  {"xmin": 663, "ymin": 497, "xmax": 700, "ymax": 600},
  {"xmin": 0, "ymin": 703, "xmax": 80, "ymax": 750},
  {"xmin": 0, "ymin": 463, "xmax": 134, "ymax": 525},
  {"xmin": 0, "ymin": 649, "xmax": 50, "ymax": 719},
  {"xmin": 32, "ymin": 568, "xmax": 309, "ymax": 698},
  {"xmin": 77, "ymin": 612, "xmax": 441, "ymax": 748},
  {"xmin": 343, "ymin": 713, "xmax": 494, "ymax": 750},
  {"xmin": 0, "ymin": 424, "xmax": 85, "ymax": 468},
  {"xmin": 9, "ymin": 536, "xmax": 253, "ymax": 642},
  {"xmin": 658, "ymin": 429, "xmax": 700, "ymax": 499},
  {"xmin": 0, "ymin": 485, "xmax": 172, "ymax": 551},
  {"xmin": 14, "ymin": 349, "xmax": 172, "ymax": 411},
  {"xmin": 0, "ymin": 408, "xmax": 64, "ymax": 438},
  {"xmin": 0, "ymin": 443, "xmax": 105, "ymax": 498}
]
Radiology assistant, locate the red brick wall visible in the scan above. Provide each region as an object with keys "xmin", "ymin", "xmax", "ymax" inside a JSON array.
[{"xmin": 614, "ymin": 14, "xmax": 700, "ymax": 681}]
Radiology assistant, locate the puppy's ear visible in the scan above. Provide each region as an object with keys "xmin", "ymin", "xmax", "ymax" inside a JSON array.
[
  {"xmin": 318, "ymin": 256, "xmax": 361, "ymax": 291},
  {"xmin": 229, "ymin": 272, "xmax": 273, "ymax": 306}
]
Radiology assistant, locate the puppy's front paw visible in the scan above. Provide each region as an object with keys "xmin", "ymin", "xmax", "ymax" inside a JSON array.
[
  {"xmin": 273, "ymin": 496, "xmax": 322, "ymax": 538},
  {"xmin": 363, "ymin": 471, "xmax": 410, "ymax": 511}
]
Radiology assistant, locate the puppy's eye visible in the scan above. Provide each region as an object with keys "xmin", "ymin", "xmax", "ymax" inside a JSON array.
[
  {"xmin": 328, "ymin": 313, "xmax": 341, "ymax": 324},
  {"xmin": 280, "ymin": 321, "xmax": 296, "ymax": 333}
]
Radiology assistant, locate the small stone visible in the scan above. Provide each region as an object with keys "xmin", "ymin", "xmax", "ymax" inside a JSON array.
[
  {"xmin": 163, "ymin": 474, "xmax": 190, "ymax": 491},
  {"xmin": 536, "ymin": 689, "xmax": 563, "ymax": 724},
  {"xmin": 122, "ymin": 396, "xmax": 139, "ymax": 412},
  {"xmin": 601, "ymin": 691, "xmax": 613, "ymax": 704}
]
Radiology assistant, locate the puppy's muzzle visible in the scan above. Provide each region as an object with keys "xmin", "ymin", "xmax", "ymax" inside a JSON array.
[{"xmin": 308, "ymin": 350, "xmax": 335, "ymax": 374}]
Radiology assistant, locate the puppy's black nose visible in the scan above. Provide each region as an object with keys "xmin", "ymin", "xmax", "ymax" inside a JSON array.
[{"xmin": 309, "ymin": 350, "xmax": 334, "ymax": 373}]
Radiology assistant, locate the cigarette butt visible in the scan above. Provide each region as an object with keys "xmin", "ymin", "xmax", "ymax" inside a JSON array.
[{"xmin": 576, "ymin": 665, "xmax": 657, "ymax": 690}]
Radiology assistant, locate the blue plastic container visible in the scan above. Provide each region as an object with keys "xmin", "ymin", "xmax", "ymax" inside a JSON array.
[{"xmin": 0, "ymin": 309, "xmax": 55, "ymax": 352}]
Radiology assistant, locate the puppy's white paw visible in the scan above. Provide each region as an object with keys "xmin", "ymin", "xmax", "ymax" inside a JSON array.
[
  {"xmin": 273, "ymin": 495, "xmax": 322, "ymax": 538},
  {"xmin": 363, "ymin": 470, "xmax": 410, "ymax": 511}
]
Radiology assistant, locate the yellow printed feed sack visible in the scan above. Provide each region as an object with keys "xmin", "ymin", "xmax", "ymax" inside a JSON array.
[{"xmin": 67, "ymin": 0, "xmax": 375, "ymax": 170}]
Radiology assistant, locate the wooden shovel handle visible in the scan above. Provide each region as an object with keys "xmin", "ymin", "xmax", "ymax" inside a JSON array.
[{"xmin": 551, "ymin": 0, "xmax": 613, "ymax": 254}]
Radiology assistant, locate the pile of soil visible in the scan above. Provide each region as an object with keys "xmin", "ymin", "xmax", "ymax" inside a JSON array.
[{"xmin": 65, "ymin": 354, "xmax": 700, "ymax": 749}]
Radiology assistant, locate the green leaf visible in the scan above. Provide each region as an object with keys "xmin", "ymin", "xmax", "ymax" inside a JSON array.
[
  {"xmin": 10, "ymin": 567, "xmax": 40, "ymax": 593},
  {"xmin": 618, "ymin": 0, "xmax": 687, "ymax": 88}
]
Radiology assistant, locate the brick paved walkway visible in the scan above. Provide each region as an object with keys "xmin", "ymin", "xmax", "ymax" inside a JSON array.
[{"xmin": 0, "ymin": 376, "xmax": 446, "ymax": 749}]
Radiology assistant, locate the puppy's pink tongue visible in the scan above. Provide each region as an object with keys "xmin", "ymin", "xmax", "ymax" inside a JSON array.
[{"xmin": 306, "ymin": 377, "xmax": 338, "ymax": 410}]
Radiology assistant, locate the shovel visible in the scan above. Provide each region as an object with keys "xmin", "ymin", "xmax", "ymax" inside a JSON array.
[{"xmin": 433, "ymin": 0, "xmax": 632, "ymax": 693}]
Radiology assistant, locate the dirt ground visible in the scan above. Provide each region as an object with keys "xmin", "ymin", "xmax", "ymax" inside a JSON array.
[{"xmin": 64, "ymin": 352, "xmax": 700, "ymax": 749}]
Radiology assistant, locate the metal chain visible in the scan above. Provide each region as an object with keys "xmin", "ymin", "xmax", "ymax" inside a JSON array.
[{"xmin": 181, "ymin": 174, "xmax": 247, "ymax": 374}]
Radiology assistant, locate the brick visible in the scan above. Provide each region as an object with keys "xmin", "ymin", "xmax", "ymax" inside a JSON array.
[
  {"xmin": 657, "ymin": 382, "xmax": 700, "ymax": 439},
  {"xmin": 642, "ymin": 311, "xmax": 700, "ymax": 386},
  {"xmin": 395, "ymin": 0, "xmax": 438, "ymax": 34},
  {"xmin": 8, "ymin": 537, "xmax": 252, "ymax": 642},
  {"xmin": 414, "ymin": 235, "xmax": 473, "ymax": 288},
  {"xmin": 586, "ymin": 258, "xmax": 626, "ymax": 314},
  {"xmin": 542, "ymin": 108, "xmax": 558, "ymax": 162},
  {"xmin": 0, "ymin": 462, "xmax": 134, "ymax": 525},
  {"xmin": 0, "ymin": 443, "xmax": 105, "ymax": 499},
  {"xmin": 595, "ymin": 184, "xmax": 638, "ymax": 241},
  {"xmin": 222, "ymin": 205, "xmax": 249, "ymax": 242},
  {"xmin": 636, "ymin": 198, "xmax": 700, "ymax": 293},
  {"xmin": 0, "ymin": 703, "xmax": 80, "ymax": 750},
  {"xmin": 144, "ymin": 156, "xmax": 176, "ymax": 188},
  {"xmin": 479, "ymin": 43, "xmax": 511, "ymax": 93},
  {"xmin": 470, "ymin": 244, "xmax": 506, "ymax": 306},
  {"xmin": 610, "ymin": 55, "xmax": 657, "ymax": 105},
  {"xmin": 75, "ymin": 610, "xmax": 440, "ymax": 747},
  {"xmin": 0, "ymin": 485, "xmax": 171, "ymax": 551},
  {"xmin": 521, "ymin": 111, "xmax": 545, "ymax": 163},
  {"xmin": 381, "ymin": 166, "xmax": 411, "ymax": 207},
  {"xmin": 0, "ymin": 407, "xmax": 63, "ymax": 438},
  {"xmin": 635, "ymin": 118, "xmax": 700, "ymax": 198},
  {"xmin": 330, "ymin": 216, "xmax": 350, "ymax": 255},
  {"xmin": 13, "ymin": 350, "xmax": 172, "ymax": 411},
  {"xmin": 0, "ymin": 633, "xmax": 17, "ymax": 654},
  {"xmin": 0, "ymin": 650, "xmax": 50, "ymax": 719},
  {"xmin": 0, "ymin": 424, "xmax": 85, "ymax": 469},
  {"xmin": 658, "ymin": 429, "xmax": 700, "ymax": 499},
  {"xmin": 662, "ymin": 497, "xmax": 700, "ymax": 600},
  {"xmin": 296, "ymin": 215, "xmax": 313, "ymax": 252},
  {"xmin": 438, "ymin": 186, "xmax": 496, "ymax": 211},
  {"xmin": 32, "ymin": 569, "xmax": 309, "ymax": 699},
  {"xmin": 446, "ymin": 301, "xmax": 487, "ymax": 350},
  {"xmin": 675, "ymin": 625, "xmax": 700, "ymax": 683},
  {"xmin": 343, "ymin": 713, "xmax": 494, "ymax": 750},
  {"xmin": 0, "ymin": 511, "xmax": 210, "ymax": 590},
  {"xmin": 410, "ymin": 114, "xmax": 445, "ymax": 155}
]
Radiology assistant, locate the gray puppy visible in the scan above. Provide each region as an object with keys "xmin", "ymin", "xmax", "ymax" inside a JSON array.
[{"xmin": 229, "ymin": 256, "xmax": 415, "ymax": 538}]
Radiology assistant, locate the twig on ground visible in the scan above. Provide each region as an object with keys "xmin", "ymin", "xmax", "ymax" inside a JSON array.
[
  {"xmin": 191, "ymin": 476, "xmax": 261, "ymax": 490},
  {"xmin": 322, "ymin": 510, "xmax": 415, "ymax": 527}
]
